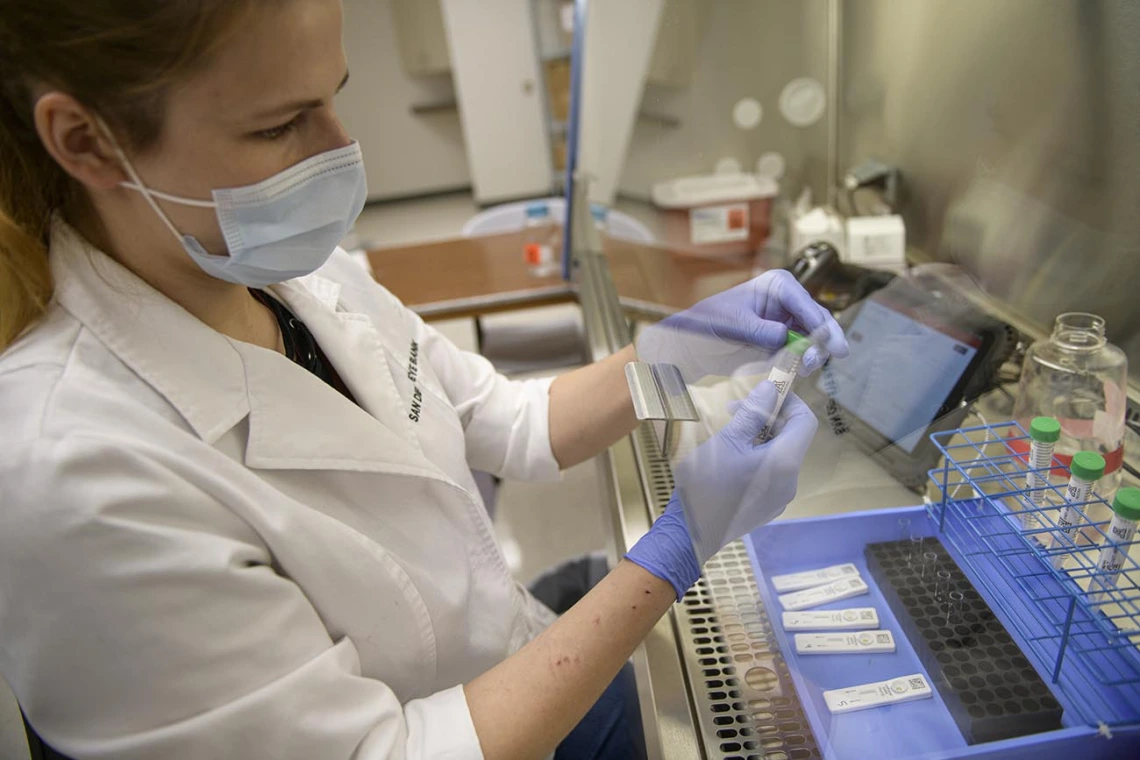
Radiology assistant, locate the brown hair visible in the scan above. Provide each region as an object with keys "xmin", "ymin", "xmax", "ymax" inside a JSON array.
[{"xmin": 0, "ymin": 0, "xmax": 257, "ymax": 350}]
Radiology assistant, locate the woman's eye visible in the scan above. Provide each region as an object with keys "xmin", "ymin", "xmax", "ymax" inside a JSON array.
[{"xmin": 256, "ymin": 115, "xmax": 303, "ymax": 140}]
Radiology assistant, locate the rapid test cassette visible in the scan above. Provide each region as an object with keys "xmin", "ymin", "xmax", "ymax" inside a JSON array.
[
  {"xmin": 824, "ymin": 674, "xmax": 933, "ymax": 714},
  {"xmin": 781, "ymin": 608, "xmax": 880, "ymax": 631},
  {"xmin": 771, "ymin": 563, "xmax": 862, "ymax": 592},
  {"xmin": 794, "ymin": 630, "xmax": 896, "ymax": 655},
  {"xmin": 778, "ymin": 577, "xmax": 870, "ymax": 611}
]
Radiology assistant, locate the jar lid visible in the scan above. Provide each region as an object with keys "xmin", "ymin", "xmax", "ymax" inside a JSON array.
[
  {"xmin": 1029, "ymin": 417, "xmax": 1061, "ymax": 443},
  {"xmin": 1070, "ymin": 451, "xmax": 1106, "ymax": 482},
  {"xmin": 1112, "ymin": 487, "xmax": 1140, "ymax": 521}
]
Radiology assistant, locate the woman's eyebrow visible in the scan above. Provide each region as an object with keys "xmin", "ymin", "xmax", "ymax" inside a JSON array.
[{"xmin": 250, "ymin": 69, "xmax": 350, "ymax": 120}]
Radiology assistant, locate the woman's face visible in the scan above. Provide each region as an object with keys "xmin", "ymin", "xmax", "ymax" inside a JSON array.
[{"xmin": 121, "ymin": 0, "xmax": 351, "ymax": 257}]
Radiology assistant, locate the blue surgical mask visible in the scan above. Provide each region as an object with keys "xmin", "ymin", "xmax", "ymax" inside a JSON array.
[{"xmin": 106, "ymin": 125, "xmax": 367, "ymax": 288}]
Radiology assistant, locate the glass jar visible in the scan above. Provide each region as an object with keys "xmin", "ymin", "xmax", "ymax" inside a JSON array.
[{"xmin": 1012, "ymin": 313, "xmax": 1129, "ymax": 528}]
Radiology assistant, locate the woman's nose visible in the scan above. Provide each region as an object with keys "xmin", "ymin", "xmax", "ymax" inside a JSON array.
[{"xmin": 316, "ymin": 108, "xmax": 352, "ymax": 151}]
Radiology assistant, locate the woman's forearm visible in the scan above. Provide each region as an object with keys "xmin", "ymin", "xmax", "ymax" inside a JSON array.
[
  {"xmin": 465, "ymin": 560, "xmax": 674, "ymax": 760},
  {"xmin": 548, "ymin": 343, "xmax": 638, "ymax": 468}
]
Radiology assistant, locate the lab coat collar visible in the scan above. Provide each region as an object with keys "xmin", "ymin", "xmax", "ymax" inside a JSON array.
[
  {"xmin": 50, "ymin": 218, "xmax": 249, "ymax": 444},
  {"xmin": 49, "ymin": 219, "xmax": 437, "ymax": 478}
]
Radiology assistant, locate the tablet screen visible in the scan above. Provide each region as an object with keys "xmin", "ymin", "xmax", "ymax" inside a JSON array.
[{"xmin": 818, "ymin": 297, "xmax": 981, "ymax": 453}]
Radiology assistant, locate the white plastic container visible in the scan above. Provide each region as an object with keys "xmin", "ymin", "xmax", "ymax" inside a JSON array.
[
  {"xmin": 845, "ymin": 215, "xmax": 906, "ymax": 272},
  {"xmin": 789, "ymin": 206, "xmax": 846, "ymax": 258},
  {"xmin": 652, "ymin": 173, "xmax": 778, "ymax": 256}
]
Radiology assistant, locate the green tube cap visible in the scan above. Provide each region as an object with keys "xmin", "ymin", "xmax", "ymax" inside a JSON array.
[
  {"xmin": 1069, "ymin": 451, "xmax": 1106, "ymax": 482},
  {"xmin": 1112, "ymin": 487, "xmax": 1140, "ymax": 522},
  {"xmin": 1029, "ymin": 416, "xmax": 1061, "ymax": 443},
  {"xmin": 786, "ymin": 330, "xmax": 811, "ymax": 356}
]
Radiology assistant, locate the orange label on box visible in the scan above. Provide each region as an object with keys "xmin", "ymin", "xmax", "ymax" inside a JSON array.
[
  {"xmin": 727, "ymin": 207, "xmax": 747, "ymax": 230},
  {"xmin": 689, "ymin": 203, "xmax": 750, "ymax": 244}
]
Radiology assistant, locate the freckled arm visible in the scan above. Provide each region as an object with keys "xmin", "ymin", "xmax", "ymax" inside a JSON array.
[{"xmin": 464, "ymin": 561, "xmax": 674, "ymax": 759}]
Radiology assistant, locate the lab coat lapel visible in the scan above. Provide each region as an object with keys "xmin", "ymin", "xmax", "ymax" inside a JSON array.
[
  {"xmin": 232, "ymin": 339, "xmax": 435, "ymax": 477},
  {"xmin": 50, "ymin": 218, "xmax": 441, "ymax": 480},
  {"xmin": 236, "ymin": 274, "xmax": 436, "ymax": 476},
  {"xmin": 277, "ymin": 276, "xmax": 424, "ymax": 457}
]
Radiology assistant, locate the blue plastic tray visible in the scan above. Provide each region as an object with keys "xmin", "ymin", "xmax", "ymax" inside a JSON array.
[{"xmin": 745, "ymin": 506, "xmax": 1140, "ymax": 760}]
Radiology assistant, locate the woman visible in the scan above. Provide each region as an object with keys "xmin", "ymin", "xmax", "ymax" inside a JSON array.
[{"xmin": 0, "ymin": 1, "xmax": 847, "ymax": 758}]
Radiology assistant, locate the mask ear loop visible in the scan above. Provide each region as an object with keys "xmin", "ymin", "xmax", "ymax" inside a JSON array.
[{"xmin": 94, "ymin": 115, "xmax": 216, "ymax": 247}]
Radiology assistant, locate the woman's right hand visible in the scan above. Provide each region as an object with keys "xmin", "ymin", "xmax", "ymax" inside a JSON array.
[{"xmin": 626, "ymin": 381, "xmax": 818, "ymax": 599}]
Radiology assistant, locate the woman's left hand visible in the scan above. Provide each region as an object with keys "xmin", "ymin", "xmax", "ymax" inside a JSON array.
[{"xmin": 637, "ymin": 269, "xmax": 849, "ymax": 381}]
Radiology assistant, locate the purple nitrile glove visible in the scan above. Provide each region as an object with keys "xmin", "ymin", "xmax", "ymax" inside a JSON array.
[
  {"xmin": 624, "ymin": 494, "xmax": 702, "ymax": 601},
  {"xmin": 626, "ymin": 381, "xmax": 819, "ymax": 599},
  {"xmin": 637, "ymin": 269, "xmax": 849, "ymax": 382}
]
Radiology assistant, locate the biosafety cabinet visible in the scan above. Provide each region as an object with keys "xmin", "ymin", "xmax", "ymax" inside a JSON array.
[{"xmin": 569, "ymin": 1, "xmax": 1140, "ymax": 758}]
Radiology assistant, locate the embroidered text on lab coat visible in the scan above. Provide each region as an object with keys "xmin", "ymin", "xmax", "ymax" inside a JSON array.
[{"xmin": 408, "ymin": 340, "xmax": 423, "ymax": 422}]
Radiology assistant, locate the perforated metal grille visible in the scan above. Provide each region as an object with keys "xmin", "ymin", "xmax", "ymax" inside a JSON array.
[{"xmin": 634, "ymin": 425, "xmax": 821, "ymax": 760}]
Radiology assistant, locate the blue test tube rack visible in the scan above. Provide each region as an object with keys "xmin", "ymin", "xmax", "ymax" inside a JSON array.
[{"xmin": 927, "ymin": 420, "xmax": 1140, "ymax": 730}]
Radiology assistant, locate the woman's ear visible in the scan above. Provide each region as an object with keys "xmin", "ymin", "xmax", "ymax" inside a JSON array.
[{"xmin": 33, "ymin": 91, "xmax": 127, "ymax": 191}]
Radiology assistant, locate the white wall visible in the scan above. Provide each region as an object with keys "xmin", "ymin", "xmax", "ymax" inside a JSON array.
[
  {"xmin": 618, "ymin": 0, "xmax": 831, "ymax": 201},
  {"xmin": 577, "ymin": 0, "xmax": 666, "ymax": 206},
  {"xmin": 339, "ymin": 0, "xmax": 471, "ymax": 201}
]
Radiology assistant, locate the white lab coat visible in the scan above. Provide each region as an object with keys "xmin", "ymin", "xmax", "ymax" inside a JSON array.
[{"xmin": 0, "ymin": 219, "xmax": 563, "ymax": 760}]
